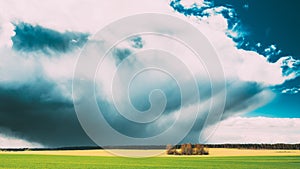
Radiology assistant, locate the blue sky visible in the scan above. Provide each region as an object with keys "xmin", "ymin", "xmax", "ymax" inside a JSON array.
[
  {"xmin": 171, "ymin": 0, "xmax": 300, "ymax": 118},
  {"xmin": 214, "ymin": 0, "xmax": 300, "ymax": 58},
  {"xmin": 215, "ymin": 0, "xmax": 300, "ymax": 118},
  {"xmin": 196, "ymin": 0, "xmax": 300, "ymax": 143},
  {"xmin": 0, "ymin": 0, "xmax": 299, "ymax": 148}
]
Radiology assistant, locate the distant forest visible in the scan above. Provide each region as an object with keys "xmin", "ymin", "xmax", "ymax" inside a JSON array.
[
  {"xmin": 1, "ymin": 143, "xmax": 300, "ymax": 151},
  {"xmin": 205, "ymin": 143, "xmax": 300, "ymax": 150}
]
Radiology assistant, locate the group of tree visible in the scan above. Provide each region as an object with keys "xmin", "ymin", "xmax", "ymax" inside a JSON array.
[{"xmin": 166, "ymin": 144, "xmax": 209, "ymax": 155}]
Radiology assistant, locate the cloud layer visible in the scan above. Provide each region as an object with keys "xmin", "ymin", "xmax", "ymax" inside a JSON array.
[
  {"xmin": 207, "ymin": 116, "xmax": 300, "ymax": 144},
  {"xmin": 12, "ymin": 22, "xmax": 89, "ymax": 54},
  {"xmin": 0, "ymin": 0, "xmax": 299, "ymax": 147}
]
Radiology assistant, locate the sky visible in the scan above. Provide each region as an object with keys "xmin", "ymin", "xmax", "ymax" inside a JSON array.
[{"xmin": 0, "ymin": 0, "xmax": 299, "ymax": 148}]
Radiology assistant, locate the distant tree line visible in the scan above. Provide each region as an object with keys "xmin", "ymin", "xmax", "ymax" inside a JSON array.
[
  {"xmin": 205, "ymin": 143, "xmax": 300, "ymax": 150},
  {"xmin": 1, "ymin": 143, "xmax": 299, "ymax": 152}
]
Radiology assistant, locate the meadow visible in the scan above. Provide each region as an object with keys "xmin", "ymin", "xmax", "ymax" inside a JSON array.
[{"xmin": 0, "ymin": 154, "xmax": 299, "ymax": 169}]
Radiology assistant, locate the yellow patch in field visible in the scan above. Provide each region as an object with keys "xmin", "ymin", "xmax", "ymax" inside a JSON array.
[{"xmin": 1, "ymin": 148, "xmax": 300, "ymax": 157}]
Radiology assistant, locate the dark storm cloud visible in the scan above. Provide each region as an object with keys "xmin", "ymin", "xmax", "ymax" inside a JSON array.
[
  {"xmin": 130, "ymin": 36, "xmax": 143, "ymax": 49},
  {"xmin": 170, "ymin": 0, "xmax": 210, "ymax": 17},
  {"xmin": 112, "ymin": 48, "xmax": 132, "ymax": 65},
  {"xmin": 0, "ymin": 79, "xmax": 95, "ymax": 147},
  {"xmin": 94, "ymin": 48, "xmax": 266, "ymax": 143},
  {"xmin": 182, "ymin": 81, "xmax": 266, "ymax": 143},
  {"xmin": 223, "ymin": 82, "xmax": 263, "ymax": 114},
  {"xmin": 94, "ymin": 75, "xmax": 265, "ymax": 142},
  {"xmin": 96, "ymin": 79, "xmax": 182, "ymax": 138},
  {"xmin": 2, "ymin": 0, "xmax": 298, "ymax": 147},
  {"xmin": 11, "ymin": 22, "xmax": 89, "ymax": 54}
]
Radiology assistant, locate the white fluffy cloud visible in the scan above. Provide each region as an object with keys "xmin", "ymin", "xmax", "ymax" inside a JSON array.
[
  {"xmin": 0, "ymin": 0, "xmax": 171, "ymax": 48},
  {"xmin": 281, "ymin": 87, "xmax": 300, "ymax": 94},
  {"xmin": 235, "ymin": 50, "xmax": 288, "ymax": 85},
  {"xmin": 0, "ymin": 0, "xmax": 296, "ymax": 87},
  {"xmin": 0, "ymin": 136, "xmax": 42, "ymax": 148},
  {"xmin": 180, "ymin": 0, "xmax": 206, "ymax": 7},
  {"xmin": 0, "ymin": 128, "xmax": 42, "ymax": 148},
  {"xmin": 207, "ymin": 116, "xmax": 300, "ymax": 144}
]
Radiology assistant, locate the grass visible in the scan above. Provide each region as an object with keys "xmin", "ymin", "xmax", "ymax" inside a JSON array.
[{"xmin": 0, "ymin": 154, "xmax": 299, "ymax": 169}]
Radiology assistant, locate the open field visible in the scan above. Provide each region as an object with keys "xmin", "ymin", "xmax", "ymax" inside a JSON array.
[
  {"xmin": 1, "ymin": 148, "xmax": 300, "ymax": 157},
  {"xmin": 0, "ymin": 154, "xmax": 299, "ymax": 169},
  {"xmin": 0, "ymin": 149, "xmax": 300, "ymax": 168}
]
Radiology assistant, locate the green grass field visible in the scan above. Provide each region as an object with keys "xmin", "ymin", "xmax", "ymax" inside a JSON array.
[{"xmin": 0, "ymin": 154, "xmax": 299, "ymax": 169}]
